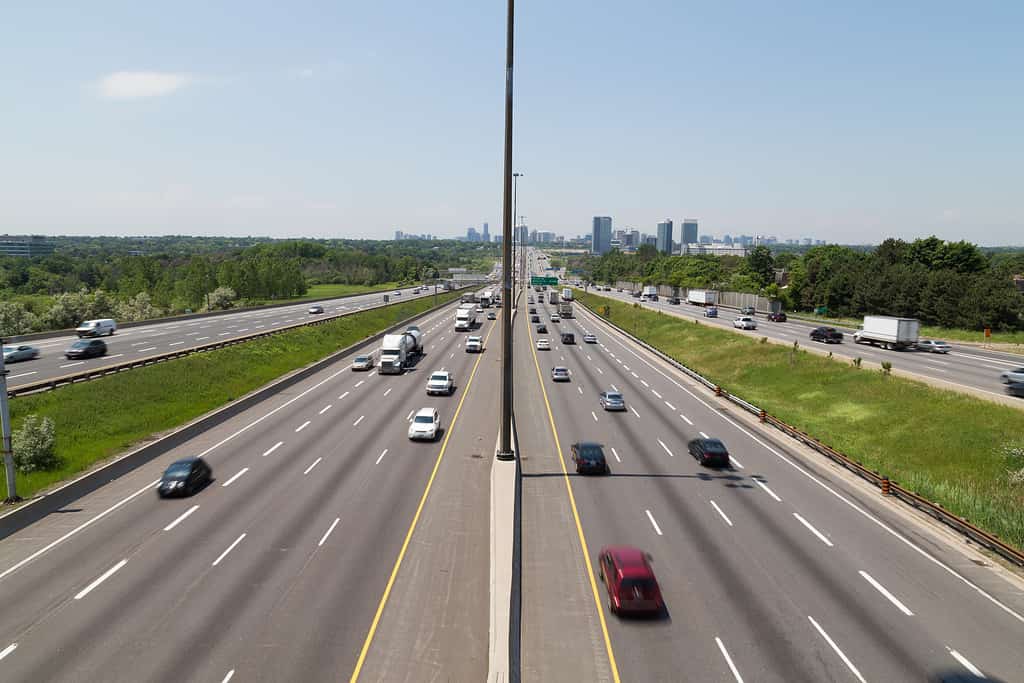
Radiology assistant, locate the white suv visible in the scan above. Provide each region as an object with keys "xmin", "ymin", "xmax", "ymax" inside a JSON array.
[
  {"xmin": 465, "ymin": 336, "xmax": 483, "ymax": 353},
  {"xmin": 408, "ymin": 408, "xmax": 440, "ymax": 441},
  {"xmin": 426, "ymin": 371, "xmax": 454, "ymax": 395},
  {"xmin": 733, "ymin": 316, "xmax": 757, "ymax": 330}
]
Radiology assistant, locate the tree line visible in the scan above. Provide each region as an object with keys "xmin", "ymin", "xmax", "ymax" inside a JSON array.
[{"xmin": 578, "ymin": 237, "xmax": 1024, "ymax": 331}]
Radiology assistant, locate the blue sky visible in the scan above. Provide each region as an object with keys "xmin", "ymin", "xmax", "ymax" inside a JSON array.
[{"xmin": 2, "ymin": 1, "xmax": 1022, "ymax": 244}]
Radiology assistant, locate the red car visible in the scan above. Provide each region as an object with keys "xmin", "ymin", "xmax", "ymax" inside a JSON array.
[{"xmin": 597, "ymin": 545, "xmax": 664, "ymax": 616}]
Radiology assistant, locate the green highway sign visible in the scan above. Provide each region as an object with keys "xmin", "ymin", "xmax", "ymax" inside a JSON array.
[{"xmin": 531, "ymin": 276, "xmax": 558, "ymax": 286}]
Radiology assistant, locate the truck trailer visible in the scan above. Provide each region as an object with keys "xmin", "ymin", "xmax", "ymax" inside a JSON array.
[
  {"xmin": 455, "ymin": 304, "xmax": 477, "ymax": 332},
  {"xmin": 686, "ymin": 289, "xmax": 717, "ymax": 306},
  {"xmin": 853, "ymin": 316, "xmax": 920, "ymax": 350}
]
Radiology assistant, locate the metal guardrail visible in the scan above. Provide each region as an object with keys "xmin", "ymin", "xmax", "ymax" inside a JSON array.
[
  {"xmin": 575, "ymin": 294, "xmax": 1024, "ymax": 569},
  {"xmin": 7, "ymin": 288, "xmax": 470, "ymax": 399}
]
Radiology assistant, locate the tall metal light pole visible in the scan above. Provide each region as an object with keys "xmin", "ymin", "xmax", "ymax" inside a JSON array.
[
  {"xmin": 0, "ymin": 339, "xmax": 19, "ymax": 503},
  {"xmin": 497, "ymin": 0, "xmax": 516, "ymax": 461},
  {"xmin": 512, "ymin": 172, "xmax": 522, "ymax": 300}
]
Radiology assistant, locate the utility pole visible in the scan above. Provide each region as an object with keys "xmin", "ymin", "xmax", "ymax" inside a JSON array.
[
  {"xmin": 496, "ymin": 0, "xmax": 516, "ymax": 462},
  {"xmin": 0, "ymin": 339, "xmax": 20, "ymax": 503},
  {"xmin": 512, "ymin": 173, "xmax": 522, "ymax": 301}
]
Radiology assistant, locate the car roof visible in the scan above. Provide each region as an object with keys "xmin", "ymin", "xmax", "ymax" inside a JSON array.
[
  {"xmin": 170, "ymin": 457, "xmax": 201, "ymax": 466},
  {"xmin": 431, "ymin": 370, "xmax": 449, "ymax": 377},
  {"xmin": 604, "ymin": 546, "xmax": 653, "ymax": 575},
  {"xmin": 415, "ymin": 407, "xmax": 437, "ymax": 417}
]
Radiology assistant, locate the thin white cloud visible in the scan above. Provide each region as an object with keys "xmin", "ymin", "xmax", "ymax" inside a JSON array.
[
  {"xmin": 291, "ymin": 67, "xmax": 315, "ymax": 80},
  {"xmin": 96, "ymin": 71, "xmax": 193, "ymax": 99}
]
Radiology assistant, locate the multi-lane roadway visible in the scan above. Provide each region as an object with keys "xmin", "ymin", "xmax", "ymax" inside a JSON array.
[
  {"xmin": 3, "ymin": 285, "xmax": 439, "ymax": 390},
  {"xmin": 587, "ymin": 286, "xmax": 1024, "ymax": 404},
  {"xmin": 0, "ymin": 299, "xmax": 500, "ymax": 682},
  {"xmin": 518, "ymin": 251, "xmax": 1024, "ymax": 682}
]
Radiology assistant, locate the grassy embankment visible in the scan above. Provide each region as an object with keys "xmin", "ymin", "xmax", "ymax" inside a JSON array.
[
  {"xmin": 4, "ymin": 290, "xmax": 460, "ymax": 500},
  {"xmin": 575, "ymin": 290, "xmax": 1024, "ymax": 551},
  {"xmin": 785, "ymin": 311, "xmax": 1024, "ymax": 348}
]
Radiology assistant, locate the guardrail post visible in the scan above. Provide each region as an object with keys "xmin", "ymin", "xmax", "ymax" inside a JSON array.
[
  {"xmin": 714, "ymin": 385, "xmax": 722, "ymax": 397},
  {"xmin": 881, "ymin": 476, "xmax": 890, "ymax": 496},
  {"xmin": 759, "ymin": 409, "xmax": 766, "ymax": 423}
]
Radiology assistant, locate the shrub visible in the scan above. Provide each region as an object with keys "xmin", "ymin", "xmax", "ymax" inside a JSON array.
[
  {"xmin": 881, "ymin": 361, "xmax": 893, "ymax": 376},
  {"xmin": 12, "ymin": 415, "xmax": 60, "ymax": 473}
]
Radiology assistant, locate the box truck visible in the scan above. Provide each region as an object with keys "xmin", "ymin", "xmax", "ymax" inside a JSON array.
[
  {"xmin": 561, "ymin": 288, "xmax": 573, "ymax": 302},
  {"xmin": 686, "ymin": 289, "xmax": 717, "ymax": 306},
  {"xmin": 853, "ymin": 316, "xmax": 920, "ymax": 350},
  {"xmin": 642, "ymin": 285, "xmax": 658, "ymax": 301},
  {"xmin": 455, "ymin": 304, "xmax": 477, "ymax": 331},
  {"xmin": 558, "ymin": 300, "xmax": 573, "ymax": 318}
]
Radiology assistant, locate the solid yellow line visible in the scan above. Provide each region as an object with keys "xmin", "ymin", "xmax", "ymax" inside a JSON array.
[
  {"xmin": 349, "ymin": 319, "xmax": 499, "ymax": 682},
  {"xmin": 526, "ymin": 313, "xmax": 622, "ymax": 682}
]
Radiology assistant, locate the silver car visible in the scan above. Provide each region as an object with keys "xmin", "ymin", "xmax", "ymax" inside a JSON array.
[
  {"xmin": 2, "ymin": 345, "xmax": 40, "ymax": 363},
  {"xmin": 733, "ymin": 316, "xmax": 757, "ymax": 330},
  {"xmin": 550, "ymin": 366, "xmax": 571, "ymax": 382},
  {"xmin": 916, "ymin": 339, "xmax": 951, "ymax": 353},
  {"xmin": 351, "ymin": 353, "xmax": 375, "ymax": 371},
  {"xmin": 1001, "ymin": 367, "xmax": 1024, "ymax": 384},
  {"xmin": 598, "ymin": 391, "xmax": 626, "ymax": 411}
]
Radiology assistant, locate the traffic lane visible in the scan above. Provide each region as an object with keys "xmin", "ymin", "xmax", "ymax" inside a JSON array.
[
  {"xmin": 515, "ymin": 310, "xmax": 616, "ymax": 683},
  {"xmin": 571, "ymin": 305, "xmax": 1024, "ymax": 679},
  {"xmin": 4, "ymin": 287, "xmax": 434, "ymax": 388},
  {"xmin": 355, "ymin": 322, "xmax": 500, "ymax": 682},
  {"xmin": 0, "ymin": 305, "xmax": 466, "ymax": 653},
  {"xmin": 546, "ymin": 326, "xmax": 942, "ymax": 681},
  {"xmin": 0, "ymin": 316, "xmax": 485, "ymax": 681}
]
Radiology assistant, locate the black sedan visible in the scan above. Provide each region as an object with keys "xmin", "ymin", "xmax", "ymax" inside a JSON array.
[
  {"xmin": 64, "ymin": 339, "xmax": 107, "ymax": 359},
  {"xmin": 1006, "ymin": 382, "xmax": 1024, "ymax": 398},
  {"xmin": 571, "ymin": 442, "xmax": 610, "ymax": 475},
  {"xmin": 688, "ymin": 438, "xmax": 731, "ymax": 468},
  {"xmin": 767, "ymin": 312, "xmax": 788, "ymax": 322},
  {"xmin": 536, "ymin": 324, "xmax": 548, "ymax": 334},
  {"xmin": 531, "ymin": 315, "xmax": 540, "ymax": 323},
  {"xmin": 810, "ymin": 326, "xmax": 844, "ymax": 343},
  {"xmin": 158, "ymin": 457, "xmax": 213, "ymax": 497}
]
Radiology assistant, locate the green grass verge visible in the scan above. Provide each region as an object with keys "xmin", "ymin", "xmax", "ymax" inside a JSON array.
[
  {"xmin": 575, "ymin": 290, "xmax": 1024, "ymax": 551},
  {"xmin": 786, "ymin": 311, "xmax": 1024, "ymax": 347},
  {"xmin": 4, "ymin": 290, "xmax": 461, "ymax": 500},
  {"xmin": 253, "ymin": 281, "xmax": 404, "ymax": 306}
]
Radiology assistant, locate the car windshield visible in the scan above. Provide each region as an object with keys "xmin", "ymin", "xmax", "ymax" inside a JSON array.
[
  {"xmin": 579, "ymin": 445, "xmax": 604, "ymax": 460},
  {"xmin": 430, "ymin": 374, "xmax": 448, "ymax": 382},
  {"xmin": 163, "ymin": 462, "xmax": 192, "ymax": 479},
  {"xmin": 606, "ymin": 393, "xmax": 622, "ymax": 401},
  {"xmin": 355, "ymin": 356, "xmax": 369, "ymax": 363},
  {"xmin": 414, "ymin": 415, "xmax": 434, "ymax": 424}
]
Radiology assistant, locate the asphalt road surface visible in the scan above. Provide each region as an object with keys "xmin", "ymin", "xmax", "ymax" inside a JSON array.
[
  {"xmin": 583, "ymin": 286, "xmax": 1024, "ymax": 405},
  {"xmin": 3, "ymin": 285, "xmax": 440, "ymax": 390},
  {"xmin": 0, "ymin": 300, "xmax": 499, "ymax": 682},
  {"xmin": 517, "ymin": 287, "xmax": 1024, "ymax": 682}
]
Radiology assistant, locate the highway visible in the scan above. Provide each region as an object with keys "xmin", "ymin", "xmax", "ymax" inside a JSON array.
[
  {"xmin": 0, "ymin": 298, "xmax": 499, "ymax": 682},
  {"xmin": 518, "ymin": 251, "xmax": 1024, "ymax": 682},
  {"xmin": 586, "ymin": 286, "xmax": 1024, "ymax": 405},
  {"xmin": 2, "ymin": 284, "xmax": 440, "ymax": 390}
]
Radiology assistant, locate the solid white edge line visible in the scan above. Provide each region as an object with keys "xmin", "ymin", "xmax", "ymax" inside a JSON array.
[
  {"xmin": 710, "ymin": 500, "xmax": 733, "ymax": 527},
  {"xmin": 263, "ymin": 441, "xmax": 283, "ymax": 457},
  {"xmin": 212, "ymin": 533, "xmax": 246, "ymax": 567},
  {"xmin": 807, "ymin": 615, "xmax": 867, "ymax": 683},
  {"xmin": 163, "ymin": 505, "xmax": 200, "ymax": 531},
  {"xmin": 715, "ymin": 636, "xmax": 745, "ymax": 683},
  {"xmin": 794, "ymin": 513, "xmax": 834, "ymax": 547},
  {"xmin": 74, "ymin": 559, "xmax": 128, "ymax": 600},
  {"xmin": 752, "ymin": 477, "xmax": 782, "ymax": 502},
  {"xmin": 304, "ymin": 457, "xmax": 323, "ymax": 475},
  {"xmin": 221, "ymin": 467, "xmax": 249, "ymax": 487},
  {"xmin": 579, "ymin": 304, "xmax": 1024, "ymax": 624},
  {"xmin": 0, "ymin": 479, "xmax": 159, "ymax": 582},
  {"xmin": 645, "ymin": 509, "xmax": 664, "ymax": 536},
  {"xmin": 318, "ymin": 518, "xmax": 341, "ymax": 547},
  {"xmin": 859, "ymin": 570, "xmax": 914, "ymax": 616},
  {"xmin": 375, "ymin": 449, "xmax": 388, "ymax": 465},
  {"xmin": 947, "ymin": 648, "xmax": 985, "ymax": 678},
  {"xmin": 0, "ymin": 643, "xmax": 16, "ymax": 661}
]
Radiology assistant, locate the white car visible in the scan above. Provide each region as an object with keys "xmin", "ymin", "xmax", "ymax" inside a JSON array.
[
  {"xmin": 426, "ymin": 370, "xmax": 454, "ymax": 395},
  {"xmin": 351, "ymin": 353, "xmax": 375, "ymax": 371},
  {"xmin": 1001, "ymin": 367, "xmax": 1024, "ymax": 384},
  {"xmin": 536, "ymin": 338, "xmax": 551, "ymax": 350},
  {"xmin": 308, "ymin": 305, "xmax": 324, "ymax": 314},
  {"xmin": 393, "ymin": 291, "xmax": 402, "ymax": 296},
  {"xmin": 550, "ymin": 314, "xmax": 561, "ymax": 323},
  {"xmin": 583, "ymin": 334, "xmax": 597, "ymax": 344},
  {"xmin": 733, "ymin": 316, "xmax": 757, "ymax": 330},
  {"xmin": 408, "ymin": 407, "xmax": 441, "ymax": 441},
  {"xmin": 475, "ymin": 306, "xmax": 485, "ymax": 314},
  {"xmin": 465, "ymin": 335, "xmax": 483, "ymax": 353}
]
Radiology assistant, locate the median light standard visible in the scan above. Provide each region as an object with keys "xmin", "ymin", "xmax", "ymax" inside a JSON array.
[
  {"xmin": 497, "ymin": 0, "xmax": 516, "ymax": 462},
  {"xmin": 512, "ymin": 172, "xmax": 523, "ymax": 300}
]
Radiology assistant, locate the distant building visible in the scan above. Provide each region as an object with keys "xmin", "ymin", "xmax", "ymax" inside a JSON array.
[
  {"xmin": 802, "ymin": 237, "xmax": 813, "ymax": 246},
  {"xmin": 656, "ymin": 219, "xmax": 673, "ymax": 254},
  {"xmin": 699, "ymin": 235, "xmax": 713, "ymax": 245},
  {"xmin": 394, "ymin": 229, "xmax": 404, "ymax": 241},
  {"xmin": 591, "ymin": 216, "xmax": 612, "ymax": 255},
  {"xmin": 536, "ymin": 230, "xmax": 556, "ymax": 243},
  {"xmin": 0, "ymin": 236, "xmax": 56, "ymax": 258},
  {"xmin": 682, "ymin": 219, "xmax": 698, "ymax": 246},
  {"xmin": 467, "ymin": 227, "xmax": 480, "ymax": 242},
  {"xmin": 482, "ymin": 222, "xmax": 490, "ymax": 243},
  {"xmin": 626, "ymin": 230, "xmax": 640, "ymax": 248},
  {"xmin": 529, "ymin": 229, "xmax": 538, "ymax": 244},
  {"xmin": 683, "ymin": 243, "xmax": 750, "ymax": 257},
  {"xmin": 515, "ymin": 225, "xmax": 529, "ymax": 245},
  {"xmin": 722, "ymin": 234, "xmax": 733, "ymax": 246}
]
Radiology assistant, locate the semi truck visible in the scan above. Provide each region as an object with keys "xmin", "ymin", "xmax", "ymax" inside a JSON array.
[
  {"xmin": 853, "ymin": 316, "xmax": 920, "ymax": 350},
  {"xmin": 379, "ymin": 329, "xmax": 422, "ymax": 374},
  {"xmin": 478, "ymin": 289, "xmax": 494, "ymax": 307},
  {"xmin": 455, "ymin": 304, "xmax": 477, "ymax": 331},
  {"xmin": 687, "ymin": 289, "xmax": 717, "ymax": 306},
  {"xmin": 558, "ymin": 300, "xmax": 573, "ymax": 318},
  {"xmin": 561, "ymin": 288, "xmax": 574, "ymax": 302},
  {"xmin": 642, "ymin": 285, "xmax": 659, "ymax": 301}
]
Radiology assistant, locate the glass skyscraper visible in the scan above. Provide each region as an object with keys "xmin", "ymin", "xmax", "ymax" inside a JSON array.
[{"xmin": 591, "ymin": 216, "xmax": 612, "ymax": 254}]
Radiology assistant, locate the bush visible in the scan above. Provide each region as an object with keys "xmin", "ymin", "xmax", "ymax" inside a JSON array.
[
  {"xmin": 0, "ymin": 301, "xmax": 38, "ymax": 336},
  {"xmin": 12, "ymin": 415, "xmax": 60, "ymax": 473},
  {"xmin": 206, "ymin": 286, "xmax": 238, "ymax": 311}
]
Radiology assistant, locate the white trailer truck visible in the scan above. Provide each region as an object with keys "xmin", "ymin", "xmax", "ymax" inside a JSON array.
[
  {"xmin": 687, "ymin": 289, "xmax": 717, "ymax": 306},
  {"xmin": 561, "ymin": 288, "xmax": 573, "ymax": 302},
  {"xmin": 853, "ymin": 316, "xmax": 920, "ymax": 350},
  {"xmin": 455, "ymin": 304, "xmax": 477, "ymax": 332}
]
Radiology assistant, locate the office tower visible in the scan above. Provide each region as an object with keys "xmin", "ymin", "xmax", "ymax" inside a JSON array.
[
  {"xmin": 591, "ymin": 216, "xmax": 612, "ymax": 255},
  {"xmin": 482, "ymin": 222, "xmax": 490, "ymax": 242},
  {"xmin": 682, "ymin": 219, "xmax": 698, "ymax": 246},
  {"xmin": 467, "ymin": 227, "xmax": 480, "ymax": 242},
  {"xmin": 656, "ymin": 219, "xmax": 673, "ymax": 254},
  {"xmin": 394, "ymin": 230, "xmax": 404, "ymax": 241}
]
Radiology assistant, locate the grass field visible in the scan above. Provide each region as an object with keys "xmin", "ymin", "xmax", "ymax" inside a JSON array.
[
  {"xmin": 576, "ymin": 290, "xmax": 1024, "ymax": 551},
  {"xmin": 264, "ymin": 282, "xmax": 404, "ymax": 305},
  {"xmin": 3, "ymin": 290, "xmax": 460, "ymax": 500}
]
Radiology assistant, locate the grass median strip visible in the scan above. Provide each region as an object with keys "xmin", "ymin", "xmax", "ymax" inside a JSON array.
[
  {"xmin": 4, "ymin": 291, "xmax": 461, "ymax": 500},
  {"xmin": 575, "ymin": 290, "xmax": 1024, "ymax": 552}
]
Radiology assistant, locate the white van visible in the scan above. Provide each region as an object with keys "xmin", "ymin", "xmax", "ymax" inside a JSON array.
[{"xmin": 76, "ymin": 319, "xmax": 117, "ymax": 338}]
